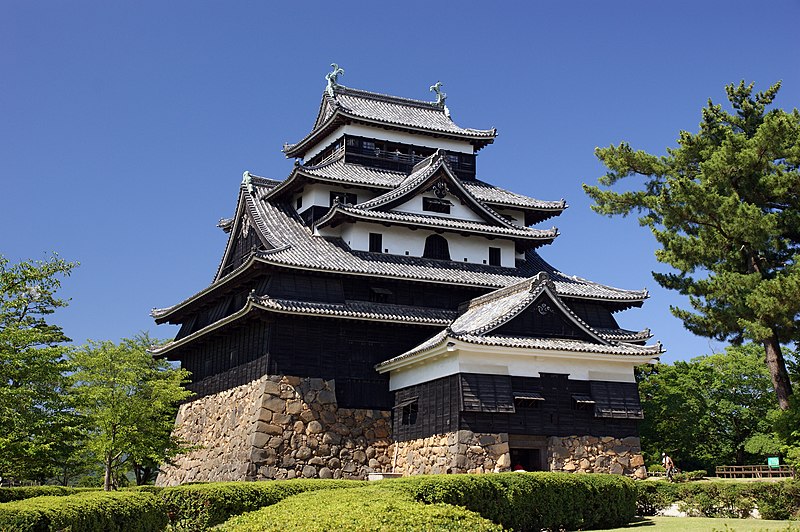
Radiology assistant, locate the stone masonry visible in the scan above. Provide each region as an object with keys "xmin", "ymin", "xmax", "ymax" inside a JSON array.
[
  {"xmin": 393, "ymin": 430, "xmax": 511, "ymax": 475},
  {"xmin": 392, "ymin": 431, "xmax": 646, "ymax": 478},
  {"xmin": 156, "ymin": 373, "xmax": 393, "ymax": 486},
  {"xmin": 549, "ymin": 435, "xmax": 647, "ymax": 478}
]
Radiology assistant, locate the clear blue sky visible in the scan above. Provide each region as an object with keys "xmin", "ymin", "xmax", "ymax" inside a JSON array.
[{"xmin": 3, "ymin": 1, "xmax": 798, "ymax": 363}]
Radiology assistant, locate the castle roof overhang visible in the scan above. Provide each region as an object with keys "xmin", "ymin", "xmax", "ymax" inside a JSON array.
[
  {"xmin": 283, "ymin": 86, "xmax": 497, "ymax": 159},
  {"xmin": 374, "ymin": 333, "xmax": 662, "ymax": 375},
  {"xmin": 375, "ymin": 272, "xmax": 663, "ymax": 373},
  {"xmin": 151, "ymin": 178, "xmax": 648, "ymax": 323},
  {"xmin": 151, "ymin": 295, "xmax": 457, "ymax": 358},
  {"xmin": 315, "ymin": 204, "xmax": 558, "ymax": 249}
]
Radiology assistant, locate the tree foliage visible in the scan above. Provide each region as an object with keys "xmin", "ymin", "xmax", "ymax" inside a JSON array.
[
  {"xmin": 70, "ymin": 334, "xmax": 192, "ymax": 490},
  {"xmin": 637, "ymin": 344, "xmax": 796, "ymax": 471},
  {"xmin": 584, "ymin": 81, "xmax": 800, "ymax": 409},
  {"xmin": 0, "ymin": 254, "xmax": 82, "ymax": 481}
]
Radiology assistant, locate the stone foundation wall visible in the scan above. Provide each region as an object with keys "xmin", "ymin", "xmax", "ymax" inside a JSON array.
[
  {"xmin": 156, "ymin": 374, "xmax": 393, "ymax": 486},
  {"xmin": 548, "ymin": 435, "xmax": 646, "ymax": 478},
  {"xmin": 391, "ymin": 432, "xmax": 646, "ymax": 479},
  {"xmin": 393, "ymin": 430, "xmax": 511, "ymax": 475}
]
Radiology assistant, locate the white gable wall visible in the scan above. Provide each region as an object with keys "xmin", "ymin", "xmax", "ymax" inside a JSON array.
[
  {"xmin": 393, "ymin": 192, "xmax": 486, "ymax": 223},
  {"xmin": 328, "ymin": 221, "xmax": 517, "ymax": 267},
  {"xmin": 387, "ymin": 346, "xmax": 642, "ymax": 391}
]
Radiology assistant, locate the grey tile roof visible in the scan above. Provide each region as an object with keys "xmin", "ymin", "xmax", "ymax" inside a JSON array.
[
  {"xmin": 296, "ymin": 153, "xmax": 566, "ymax": 214},
  {"xmin": 254, "ymin": 296, "xmax": 456, "ymax": 325},
  {"xmin": 317, "ymin": 204, "xmax": 559, "ymax": 242},
  {"xmin": 151, "ymin": 182, "xmax": 647, "ymax": 321},
  {"xmin": 285, "ymin": 86, "xmax": 497, "ymax": 157},
  {"xmin": 449, "ymin": 272, "xmax": 609, "ymax": 343},
  {"xmin": 153, "ymin": 296, "xmax": 455, "ymax": 356},
  {"xmin": 375, "ymin": 273, "xmax": 662, "ymax": 370}
]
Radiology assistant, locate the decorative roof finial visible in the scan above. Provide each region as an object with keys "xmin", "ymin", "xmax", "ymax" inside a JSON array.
[
  {"xmin": 325, "ymin": 63, "xmax": 344, "ymax": 97},
  {"xmin": 242, "ymin": 170, "xmax": 254, "ymax": 195},
  {"xmin": 429, "ymin": 81, "xmax": 447, "ymax": 106}
]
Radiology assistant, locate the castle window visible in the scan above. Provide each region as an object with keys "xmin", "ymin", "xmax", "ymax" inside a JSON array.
[
  {"xmin": 489, "ymin": 247, "xmax": 501, "ymax": 266},
  {"xmin": 369, "ymin": 233, "xmax": 383, "ymax": 253},
  {"xmin": 514, "ymin": 391, "xmax": 544, "ymax": 409},
  {"xmin": 330, "ymin": 191, "xmax": 357, "ymax": 206},
  {"xmin": 423, "ymin": 197, "xmax": 452, "ymax": 214},
  {"xmin": 572, "ymin": 394, "xmax": 596, "ymax": 412},
  {"xmin": 402, "ymin": 402, "xmax": 418, "ymax": 425},
  {"xmin": 423, "ymin": 234, "xmax": 451, "ymax": 260}
]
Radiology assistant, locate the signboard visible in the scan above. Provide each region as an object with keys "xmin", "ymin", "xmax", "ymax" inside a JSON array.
[{"xmin": 767, "ymin": 457, "xmax": 780, "ymax": 468}]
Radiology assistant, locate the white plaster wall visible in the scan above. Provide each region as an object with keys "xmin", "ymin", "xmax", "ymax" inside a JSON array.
[
  {"xmin": 387, "ymin": 348, "xmax": 639, "ymax": 390},
  {"xmin": 393, "ymin": 193, "xmax": 485, "ymax": 223},
  {"xmin": 298, "ymin": 183, "xmax": 380, "ymax": 212},
  {"xmin": 334, "ymin": 222, "xmax": 516, "ymax": 267},
  {"xmin": 494, "ymin": 208, "xmax": 526, "ymax": 226},
  {"xmin": 302, "ymin": 124, "xmax": 474, "ymax": 161}
]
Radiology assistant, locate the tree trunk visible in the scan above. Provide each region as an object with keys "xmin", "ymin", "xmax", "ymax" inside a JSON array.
[
  {"xmin": 763, "ymin": 336, "xmax": 793, "ymax": 410},
  {"xmin": 103, "ymin": 455, "xmax": 113, "ymax": 491}
]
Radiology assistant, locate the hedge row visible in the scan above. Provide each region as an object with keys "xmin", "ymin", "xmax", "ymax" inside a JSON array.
[
  {"xmin": 391, "ymin": 472, "xmax": 638, "ymax": 531},
  {"xmin": 159, "ymin": 479, "xmax": 365, "ymax": 530},
  {"xmin": 636, "ymin": 480, "xmax": 800, "ymax": 520},
  {"xmin": 219, "ymin": 484, "xmax": 502, "ymax": 531},
  {"xmin": 0, "ymin": 491, "xmax": 166, "ymax": 532},
  {"xmin": 0, "ymin": 486, "xmax": 100, "ymax": 503}
]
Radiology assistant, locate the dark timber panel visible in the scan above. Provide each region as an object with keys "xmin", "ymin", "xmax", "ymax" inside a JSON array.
[
  {"xmin": 494, "ymin": 294, "xmax": 596, "ymax": 341},
  {"xmin": 180, "ymin": 317, "xmax": 272, "ymax": 398},
  {"xmin": 269, "ymin": 316, "xmax": 435, "ymax": 410},
  {"xmin": 392, "ymin": 373, "xmax": 640, "ymax": 441}
]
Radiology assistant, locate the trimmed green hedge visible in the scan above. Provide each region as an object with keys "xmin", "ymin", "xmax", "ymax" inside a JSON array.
[
  {"xmin": 0, "ymin": 491, "xmax": 166, "ymax": 532},
  {"xmin": 635, "ymin": 480, "xmax": 800, "ymax": 520},
  {"xmin": 159, "ymin": 479, "xmax": 365, "ymax": 530},
  {"xmin": 219, "ymin": 484, "xmax": 502, "ymax": 531},
  {"xmin": 0, "ymin": 486, "xmax": 100, "ymax": 503},
  {"xmin": 393, "ymin": 472, "xmax": 637, "ymax": 531}
]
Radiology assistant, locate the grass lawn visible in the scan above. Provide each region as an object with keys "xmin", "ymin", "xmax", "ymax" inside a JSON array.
[{"xmin": 598, "ymin": 516, "xmax": 800, "ymax": 531}]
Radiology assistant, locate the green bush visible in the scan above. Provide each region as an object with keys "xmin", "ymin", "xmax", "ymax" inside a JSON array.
[
  {"xmin": 391, "ymin": 472, "xmax": 637, "ymax": 531},
  {"xmin": 635, "ymin": 481, "xmax": 680, "ymax": 516},
  {"xmin": 673, "ymin": 469, "xmax": 707, "ymax": 482},
  {"xmin": 219, "ymin": 484, "xmax": 502, "ymax": 531},
  {"xmin": 635, "ymin": 480, "xmax": 800, "ymax": 520},
  {"xmin": 0, "ymin": 491, "xmax": 166, "ymax": 531},
  {"xmin": 0, "ymin": 486, "xmax": 102, "ymax": 503},
  {"xmin": 159, "ymin": 479, "xmax": 365, "ymax": 531}
]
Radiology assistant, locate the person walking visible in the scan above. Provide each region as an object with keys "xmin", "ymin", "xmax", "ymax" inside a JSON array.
[{"xmin": 662, "ymin": 452, "xmax": 676, "ymax": 481}]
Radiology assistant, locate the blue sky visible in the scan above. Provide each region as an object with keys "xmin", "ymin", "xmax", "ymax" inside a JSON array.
[{"xmin": 2, "ymin": 1, "xmax": 798, "ymax": 363}]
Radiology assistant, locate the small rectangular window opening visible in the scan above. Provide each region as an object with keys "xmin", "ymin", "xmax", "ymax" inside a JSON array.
[
  {"xmin": 489, "ymin": 247, "xmax": 502, "ymax": 266},
  {"xmin": 369, "ymin": 233, "xmax": 383, "ymax": 253},
  {"xmin": 402, "ymin": 402, "xmax": 418, "ymax": 425},
  {"xmin": 423, "ymin": 197, "xmax": 452, "ymax": 214}
]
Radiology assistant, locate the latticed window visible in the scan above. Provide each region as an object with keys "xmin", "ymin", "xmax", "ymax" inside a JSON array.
[{"xmin": 423, "ymin": 234, "xmax": 450, "ymax": 260}]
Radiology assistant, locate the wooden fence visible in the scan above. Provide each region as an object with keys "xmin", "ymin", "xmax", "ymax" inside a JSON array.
[{"xmin": 715, "ymin": 465, "xmax": 795, "ymax": 479}]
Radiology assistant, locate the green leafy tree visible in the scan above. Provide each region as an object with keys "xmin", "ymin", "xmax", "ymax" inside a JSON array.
[
  {"xmin": 0, "ymin": 254, "xmax": 81, "ymax": 482},
  {"xmin": 70, "ymin": 334, "xmax": 192, "ymax": 490},
  {"xmin": 637, "ymin": 344, "xmax": 791, "ymax": 471},
  {"xmin": 584, "ymin": 81, "xmax": 800, "ymax": 409}
]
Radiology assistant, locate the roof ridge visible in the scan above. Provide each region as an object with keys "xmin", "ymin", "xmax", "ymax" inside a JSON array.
[{"xmin": 335, "ymin": 85, "xmax": 444, "ymax": 110}]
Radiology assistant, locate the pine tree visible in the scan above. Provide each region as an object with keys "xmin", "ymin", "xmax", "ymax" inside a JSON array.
[{"xmin": 584, "ymin": 81, "xmax": 800, "ymax": 409}]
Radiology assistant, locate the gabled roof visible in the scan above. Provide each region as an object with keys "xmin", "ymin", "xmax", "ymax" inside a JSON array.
[
  {"xmin": 284, "ymin": 86, "xmax": 497, "ymax": 158},
  {"xmin": 376, "ymin": 273, "xmax": 663, "ymax": 372},
  {"xmin": 449, "ymin": 272, "xmax": 610, "ymax": 343},
  {"xmin": 353, "ymin": 150, "xmax": 524, "ymax": 230},
  {"xmin": 315, "ymin": 204, "xmax": 558, "ymax": 246}
]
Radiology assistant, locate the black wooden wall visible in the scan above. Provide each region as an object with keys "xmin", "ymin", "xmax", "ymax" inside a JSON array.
[{"xmin": 393, "ymin": 373, "xmax": 641, "ymax": 441}]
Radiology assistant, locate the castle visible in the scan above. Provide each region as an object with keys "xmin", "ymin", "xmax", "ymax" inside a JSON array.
[{"xmin": 152, "ymin": 68, "xmax": 660, "ymax": 485}]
